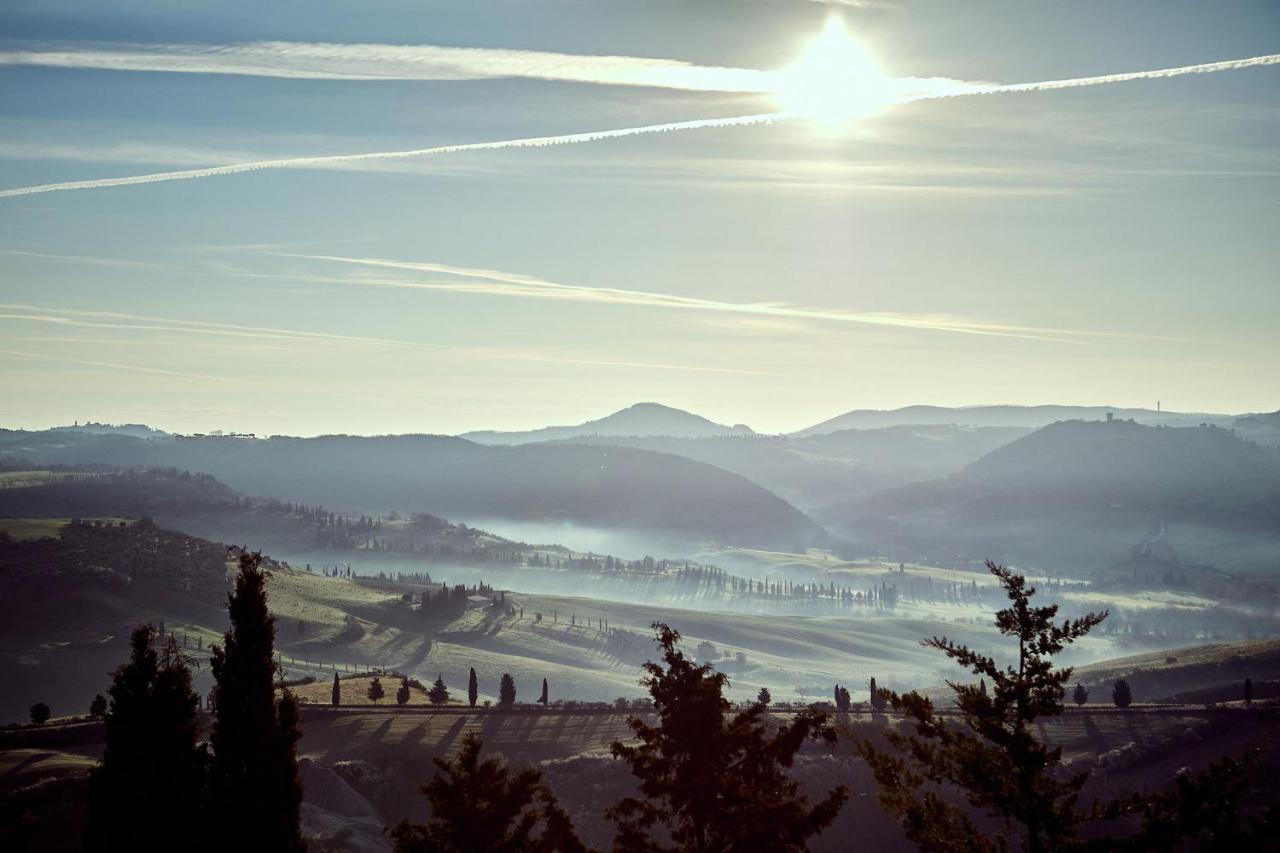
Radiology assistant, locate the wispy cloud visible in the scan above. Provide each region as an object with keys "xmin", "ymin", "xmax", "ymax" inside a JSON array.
[
  {"xmin": 0, "ymin": 347, "xmax": 223, "ymax": 380},
  {"xmin": 274, "ymin": 253, "xmax": 1136, "ymax": 345},
  {"xmin": 0, "ymin": 40, "xmax": 779, "ymax": 93},
  {"xmin": 0, "ymin": 249, "xmax": 163, "ymax": 269},
  {"xmin": 0, "ymin": 51, "xmax": 1275, "ymax": 200},
  {"xmin": 0, "ymin": 304, "xmax": 771, "ymax": 376}
]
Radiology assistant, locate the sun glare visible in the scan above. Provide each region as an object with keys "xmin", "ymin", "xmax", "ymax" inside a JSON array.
[{"xmin": 777, "ymin": 17, "xmax": 895, "ymax": 131}]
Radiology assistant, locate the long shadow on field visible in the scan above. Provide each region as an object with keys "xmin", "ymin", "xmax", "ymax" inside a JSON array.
[
  {"xmin": 368, "ymin": 716, "xmax": 395, "ymax": 744},
  {"xmin": 435, "ymin": 716, "xmax": 473, "ymax": 756},
  {"xmin": 399, "ymin": 721, "xmax": 430, "ymax": 750},
  {"xmin": 1082, "ymin": 712, "xmax": 1107, "ymax": 753}
]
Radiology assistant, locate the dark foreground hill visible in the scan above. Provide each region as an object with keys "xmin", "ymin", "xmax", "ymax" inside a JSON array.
[{"xmin": 0, "ymin": 431, "xmax": 825, "ymax": 550}]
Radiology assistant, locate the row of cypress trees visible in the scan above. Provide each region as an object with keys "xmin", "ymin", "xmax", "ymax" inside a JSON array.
[{"xmin": 84, "ymin": 552, "xmax": 303, "ymax": 852}]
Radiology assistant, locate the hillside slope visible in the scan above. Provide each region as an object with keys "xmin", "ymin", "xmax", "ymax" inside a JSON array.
[
  {"xmin": 0, "ymin": 431, "xmax": 824, "ymax": 550},
  {"xmin": 541, "ymin": 425, "xmax": 1028, "ymax": 513},
  {"xmin": 827, "ymin": 421, "xmax": 1280, "ymax": 575}
]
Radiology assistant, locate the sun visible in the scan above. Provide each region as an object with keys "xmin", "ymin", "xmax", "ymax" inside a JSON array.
[{"xmin": 776, "ymin": 17, "xmax": 895, "ymax": 131}]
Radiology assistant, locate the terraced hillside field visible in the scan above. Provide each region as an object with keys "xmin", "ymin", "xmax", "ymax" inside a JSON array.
[{"xmin": 5, "ymin": 703, "xmax": 1277, "ymax": 853}]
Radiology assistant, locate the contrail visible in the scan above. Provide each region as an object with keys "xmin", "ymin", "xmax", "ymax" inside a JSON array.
[
  {"xmin": 0, "ymin": 113, "xmax": 787, "ymax": 199},
  {"xmin": 1, "ymin": 53, "xmax": 1276, "ymax": 200},
  {"xmin": 980, "ymin": 53, "xmax": 1280, "ymax": 96},
  {"xmin": 0, "ymin": 347, "xmax": 223, "ymax": 381},
  {"xmin": 0, "ymin": 40, "xmax": 778, "ymax": 93}
]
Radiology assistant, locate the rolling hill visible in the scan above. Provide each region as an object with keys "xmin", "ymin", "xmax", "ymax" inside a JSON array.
[
  {"xmin": 536, "ymin": 425, "xmax": 1029, "ymax": 513},
  {"xmin": 0, "ymin": 430, "xmax": 823, "ymax": 550},
  {"xmin": 826, "ymin": 420, "xmax": 1280, "ymax": 576},
  {"xmin": 460, "ymin": 402, "xmax": 755, "ymax": 445}
]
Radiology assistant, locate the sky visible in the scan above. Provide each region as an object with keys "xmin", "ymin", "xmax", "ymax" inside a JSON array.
[{"xmin": 0, "ymin": 0, "xmax": 1277, "ymax": 436}]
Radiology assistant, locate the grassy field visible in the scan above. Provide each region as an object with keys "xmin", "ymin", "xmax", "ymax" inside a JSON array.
[
  {"xmin": 0, "ymin": 470, "xmax": 95, "ymax": 489},
  {"xmin": 1073, "ymin": 638, "xmax": 1280, "ymax": 701},
  {"xmin": 208, "ymin": 565, "xmax": 1200, "ymax": 707},
  {"xmin": 0, "ymin": 517, "xmax": 132, "ymax": 541}
]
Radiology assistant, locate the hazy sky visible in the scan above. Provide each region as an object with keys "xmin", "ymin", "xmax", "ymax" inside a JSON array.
[{"xmin": 1, "ymin": 0, "xmax": 1277, "ymax": 435}]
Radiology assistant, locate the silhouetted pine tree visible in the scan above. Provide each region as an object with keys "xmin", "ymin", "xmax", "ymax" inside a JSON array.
[
  {"xmin": 1073, "ymin": 683, "xmax": 1089, "ymax": 706},
  {"xmin": 428, "ymin": 674, "xmax": 450, "ymax": 705},
  {"xmin": 397, "ymin": 676, "xmax": 412, "ymax": 705},
  {"xmin": 468, "ymin": 667, "xmax": 479, "ymax": 708},
  {"xmin": 331, "ymin": 672, "xmax": 341, "ymax": 707},
  {"xmin": 539, "ymin": 678, "xmax": 549, "ymax": 705},
  {"xmin": 368, "ymin": 676, "xmax": 385, "ymax": 704},
  {"xmin": 499, "ymin": 673, "xmax": 517, "ymax": 706},
  {"xmin": 858, "ymin": 561, "xmax": 1107, "ymax": 853},
  {"xmin": 1102, "ymin": 749, "xmax": 1280, "ymax": 850},
  {"xmin": 757, "ymin": 686, "xmax": 772, "ymax": 706},
  {"xmin": 609, "ymin": 622, "xmax": 846, "ymax": 852},
  {"xmin": 85, "ymin": 626, "xmax": 206, "ymax": 852},
  {"xmin": 208, "ymin": 552, "xmax": 305, "ymax": 853},
  {"xmin": 389, "ymin": 733, "xmax": 588, "ymax": 853},
  {"xmin": 1112, "ymin": 679, "xmax": 1132, "ymax": 709},
  {"xmin": 89, "ymin": 693, "xmax": 107, "ymax": 719}
]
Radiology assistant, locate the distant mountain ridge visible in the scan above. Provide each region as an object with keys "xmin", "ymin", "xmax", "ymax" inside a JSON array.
[
  {"xmin": 793, "ymin": 405, "xmax": 1238, "ymax": 435},
  {"xmin": 461, "ymin": 402, "xmax": 755, "ymax": 445}
]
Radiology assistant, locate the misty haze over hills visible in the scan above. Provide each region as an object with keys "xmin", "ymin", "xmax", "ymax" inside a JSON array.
[
  {"xmin": 0, "ymin": 429, "xmax": 825, "ymax": 551},
  {"xmin": 829, "ymin": 418, "xmax": 1280, "ymax": 577},
  {"xmin": 5, "ymin": 402, "xmax": 1280, "ymax": 851},
  {"xmin": 6, "ymin": 401, "xmax": 1278, "ymax": 564},
  {"xmin": 6, "ymin": 4, "xmax": 1280, "ymax": 848}
]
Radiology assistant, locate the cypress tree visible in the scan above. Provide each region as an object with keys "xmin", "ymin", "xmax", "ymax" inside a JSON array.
[
  {"xmin": 539, "ymin": 678, "xmax": 549, "ymax": 705},
  {"xmin": 85, "ymin": 626, "xmax": 206, "ymax": 852},
  {"xmin": 1113, "ymin": 679, "xmax": 1133, "ymax": 709},
  {"xmin": 397, "ymin": 676, "xmax": 412, "ymax": 705},
  {"xmin": 209, "ymin": 552, "xmax": 305, "ymax": 853},
  {"xmin": 468, "ymin": 668, "xmax": 479, "ymax": 708},
  {"xmin": 331, "ymin": 672, "xmax": 341, "ymax": 707},
  {"xmin": 869, "ymin": 676, "xmax": 886, "ymax": 712},
  {"xmin": 1073, "ymin": 683, "xmax": 1089, "ymax": 706}
]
